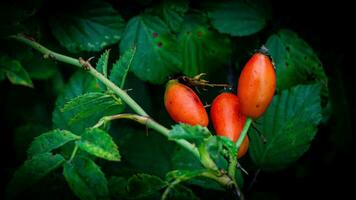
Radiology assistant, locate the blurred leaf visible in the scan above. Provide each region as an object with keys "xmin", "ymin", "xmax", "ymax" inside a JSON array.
[
  {"xmin": 169, "ymin": 124, "xmax": 211, "ymax": 146},
  {"xmin": 207, "ymin": 0, "xmax": 271, "ymax": 36},
  {"xmin": 164, "ymin": 184, "xmax": 199, "ymax": 200},
  {"xmin": 0, "ymin": 55, "xmax": 33, "ymax": 87},
  {"xmin": 49, "ymin": 0, "xmax": 125, "ymax": 52},
  {"xmin": 109, "ymin": 176, "xmax": 129, "ymax": 199},
  {"xmin": 77, "ymin": 128, "xmax": 120, "ymax": 161},
  {"xmin": 266, "ymin": 29, "xmax": 328, "ymax": 91},
  {"xmin": 178, "ymin": 14, "xmax": 231, "ymax": 76},
  {"xmin": 0, "ymin": 1, "xmax": 41, "ymax": 37},
  {"xmin": 120, "ymin": 14, "xmax": 181, "ymax": 84},
  {"xmin": 28, "ymin": 129, "xmax": 80, "ymax": 157},
  {"xmin": 166, "ymin": 170, "xmax": 203, "ymax": 182},
  {"xmin": 147, "ymin": 0, "xmax": 189, "ymax": 32},
  {"xmin": 14, "ymin": 124, "xmax": 49, "ymax": 160},
  {"xmin": 109, "ymin": 174, "xmax": 166, "ymax": 200},
  {"xmin": 61, "ymin": 92, "xmax": 124, "ymax": 126},
  {"xmin": 6, "ymin": 153, "xmax": 65, "ymax": 199},
  {"xmin": 249, "ymin": 84, "xmax": 322, "ymax": 170},
  {"xmin": 53, "ymin": 71, "xmax": 103, "ymax": 134},
  {"xmin": 63, "ymin": 156, "xmax": 109, "ymax": 200},
  {"xmin": 112, "ymin": 122, "xmax": 175, "ymax": 177},
  {"xmin": 127, "ymin": 174, "xmax": 167, "ymax": 198},
  {"xmin": 96, "ymin": 49, "xmax": 110, "ymax": 89},
  {"xmin": 171, "ymin": 148, "xmax": 224, "ymax": 191},
  {"xmin": 110, "ymin": 47, "xmax": 136, "ymax": 88},
  {"xmin": 21, "ymin": 49, "xmax": 58, "ymax": 80}
]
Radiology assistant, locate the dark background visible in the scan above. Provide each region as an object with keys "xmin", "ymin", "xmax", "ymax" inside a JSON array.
[{"xmin": 1, "ymin": 0, "xmax": 353, "ymax": 199}]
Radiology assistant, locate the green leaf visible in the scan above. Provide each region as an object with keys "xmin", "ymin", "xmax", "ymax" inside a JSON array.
[
  {"xmin": 96, "ymin": 49, "xmax": 110, "ymax": 77},
  {"xmin": 63, "ymin": 156, "xmax": 109, "ymax": 200},
  {"xmin": 95, "ymin": 49, "xmax": 110, "ymax": 90},
  {"xmin": 109, "ymin": 174, "xmax": 166, "ymax": 200},
  {"xmin": 20, "ymin": 49, "xmax": 58, "ymax": 80},
  {"xmin": 6, "ymin": 153, "xmax": 65, "ymax": 198},
  {"xmin": 178, "ymin": 14, "xmax": 231, "ymax": 76},
  {"xmin": 164, "ymin": 184, "xmax": 199, "ymax": 200},
  {"xmin": 169, "ymin": 124, "xmax": 212, "ymax": 146},
  {"xmin": 53, "ymin": 71, "xmax": 103, "ymax": 134},
  {"xmin": 108, "ymin": 176, "xmax": 129, "ymax": 199},
  {"xmin": 249, "ymin": 84, "xmax": 322, "ymax": 170},
  {"xmin": 166, "ymin": 170, "xmax": 204, "ymax": 183},
  {"xmin": 27, "ymin": 129, "xmax": 80, "ymax": 157},
  {"xmin": 120, "ymin": 14, "xmax": 181, "ymax": 84},
  {"xmin": 127, "ymin": 174, "xmax": 167, "ymax": 198},
  {"xmin": 0, "ymin": 55, "xmax": 33, "ymax": 87},
  {"xmin": 171, "ymin": 148, "xmax": 224, "ymax": 191},
  {"xmin": 207, "ymin": 0, "xmax": 271, "ymax": 36},
  {"xmin": 147, "ymin": 0, "xmax": 189, "ymax": 32},
  {"xmin": 113, "ymin": 122, "xmax": 175, "ymax": 177},
  {"xmin": 110, "ymin": 47, "xmax": 136, "ymax": 88},
  {"xmin": 61, "ymin": 92, "xmax": 124, "ymax": 126},
  {"xmin": 266, "ymin": 29, "xmax": 328, "ymax": 91},
  {"xmin": 77, "ymin": 128, "xmax": 120, "ymax": 161},
  {"xmin": 49, "ymin": 0, "xmax": 125, "ymax": 53},
  {"xmin": 14, "ymin": 124, "xmax": 49, "ymax": 160}
]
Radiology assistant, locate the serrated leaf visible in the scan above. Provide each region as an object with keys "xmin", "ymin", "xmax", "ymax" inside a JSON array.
[
  {"xmin": 96, "ymin": 49, "xmax": 110, "ymax": 78},
  {"xmin": 6, "ymin": 153, "xmax": 65, "ymax": 198},
  {"xmin": 77, "ymin": 128, "xmax": 120, "ymax": 161},
  {"xmin": 178, "ymin": 14, "xmax": 231, "ymax": 76},
  {"xmin": 169, "ymin": 124, "xmax": 211, "ymax": 146},
  {"xmin": 110, "ymin": 47, "xmax": 136, "ymax": 88},
  {"xmin": 0, "ymin": 55, "xmax": 33, "ymax": 87},
  {"xmin": 61, "ymin": 92, "xmax": 124, "ymax": 126},
  {"xmin": 49, "ymin": 1, "xmax": 125, "ymax": 52},
  {"xmin": 266, "ymin": 29, "xmax": 328, "ymax": 91},
  {"xmin": 27, "ymin": 129, "xmax": 80, "ymax": 157},
  {"xmin": 53, "ymin": 71, "xmax": 104, "ymax": 134},
  {"xmin": 120, "ymin": 14, "xmax": 181, "ymax": 84},
  {"xmin": 63, "ymin": 156, "xmax": 109, "ymax": 200},
  {"xmin": 147, "ymin": 0, "xmax": 189, "ymax": 32},
  {"xmin": 207, "ymin": 0, "xmax": 271, "ymax": 36},
  {"xmin": 249, "ymin": 84, "xmax": 322, "ymax": 170}
]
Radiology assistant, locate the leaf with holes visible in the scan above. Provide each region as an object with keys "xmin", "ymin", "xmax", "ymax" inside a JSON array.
[
  {"xmin": 27, "ymin": 129, "xmax": 80, "ymax": 157},
  {"xmin": 249, "ymin": 84, "xmax": 322, "ymax": 170},
  {"xmin": 6, "ymin": 153, "xmax": 65, "ymax": 199},
  {"xmin": 206, "ymin": 0, "xmax": 271, "ymax": 36},
  {"xmin": 266, "ymin": 29, "xmax": 328, "ymax": 91},
  {"xmin": 49, "ymin": 0, "xmax": 125, "ymax": 52},
  {"xmin": 77, "ymin": 128, "xmax": 120, "ymax": 161},
  {"xmin": 110, "ymin": 47, "xmax": 136, "ymax": 88},
  {"xmin": 120, "ymin": 14, "xmax": 181, "ymax": 84},
  {"xmin": 63, "ymin": 156, "xmax": 109, "ymax": 200},
  {"xmin": 177, "ymin": 14, "xmax": 231, "ymax": 76}
]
